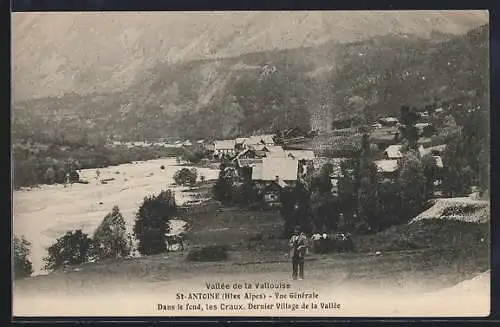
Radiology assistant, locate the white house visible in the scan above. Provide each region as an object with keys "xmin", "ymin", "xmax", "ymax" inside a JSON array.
[
  {"xmin": 213, "ymin": 140, "xmax": 236, "ymax": 158},
  {"xmin": 374, "ymin": 159, "xmax": 400, "ymax": 180},
  {"xmin": 251, "ymin": 157, "xmax": 299, "ymax": 182},
  {"xmin": 383, "ymin": 145, "xmax": 404, "ymax": 160},
  {"xmin": 378, "ymin": 117, "xmax": 399, "ymax": 126}
]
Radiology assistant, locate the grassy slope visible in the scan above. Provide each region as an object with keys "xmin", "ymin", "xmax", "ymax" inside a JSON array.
[{"xmin": 14, "ymin": 181, "xmax": 490, "ymax": 296}]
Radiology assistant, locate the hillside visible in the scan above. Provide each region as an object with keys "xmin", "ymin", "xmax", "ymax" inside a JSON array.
[
  {"xmin": 12, "ymin": 12, "xmax": 489, "ymax": 142},
  {"xmin": 411, "ymin": 197, "xmax": 490, "ymax": 224}
]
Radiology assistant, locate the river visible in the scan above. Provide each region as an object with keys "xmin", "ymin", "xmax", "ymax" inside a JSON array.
[{"xmin": 13, "ymin": 158, "xmax": 220, "ymax": 276}]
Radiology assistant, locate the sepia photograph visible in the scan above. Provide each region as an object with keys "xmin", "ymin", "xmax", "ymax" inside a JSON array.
[{"xmin": 11, "ymin": 10, "xmax": 490, "ymax": 317}]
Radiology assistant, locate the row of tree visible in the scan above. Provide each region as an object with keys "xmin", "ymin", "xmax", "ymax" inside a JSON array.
[
  {"xmin": 14, "ymin": 189, "xmax": 180, "ymax": 279},
  {"xmin": 279, "ymin": 139, "xmax": 439, "ymax": 236}
]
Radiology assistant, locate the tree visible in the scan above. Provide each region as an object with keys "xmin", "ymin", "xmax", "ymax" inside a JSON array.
[
  {"xmin": 310, "ymin": 190, "xmax": 338, "ymax": 233},
  {"xmin": 397, "ymin": 151, "xmax": 428, "ymax": 220},
  {"xmin": 43, "ymin": 230, "xmax": 95, "ymax": 272},
  {"xmin": 337, "ymin": 159, "xmax": 358, "ymax": 226},
  {"xmin": 477, "ymin": 145, "xmax": 490, "ymax": 196},
  {"xmin": 440, "ymin": 106, "xmax": 489, "ymax": 197},
  {"xmin": 422, "ymin": 124, "xmax": 437, "ymax": 138},
  {"xmin": 440, "ymin": 114, "xmax": 460, "ymax": 139},
  {"xmin": 213, "ymin": 165, "xmax": 235, "ymax": 204},
  {"xmin": 400, "ymin": 105, "xmax": 420, "ymax": 149},
  {"xmin": 356, "ymin": 133, "xmax": 379, "ymax": 231},
  {"xmin": 421, "ymin": 154, "xmax": 440, "ymax": 199},
  {"xmin": 55, "ymin": 167, "xmax": 67, "ymax": 184},
  {"xmin": 93, "ymin": 206, "xmax": 130, "ymax": 260},
  {"xmin": 173, "ymin": 168, "xmax": 197, "ymax": 186},
  {"xmin": 181, "ymin": 147, "xmax": 206, "ymax": 164},
  {"xmin": 13, "ymin": 236, "xmax": 33, "ymax": 279},
  {"xmin": 44, "ymin": 167, "xmax": 55, "ymax": 184},
  {"xmin": 441, "ymin": 139, "xmax": 474, "ymax": 197},
  {"xmin": 280, "ymin": 181, "xmax": 313, "ymax": 236},
  {"xmin": 233, "ymin": 181, "xmax": 259, "ymax": 207},
  {"xmin": 68, "ymin": 170, "xmax": 80, "ymax": 183},
  {"xmin": 400, "ymin": 105, "xmax": 419, "ymax": 127},
  {"xmin": 133, "ymin": 190, "xmax": 177, "ymax": 255},
  {"xmin": 373, "ymin": 180, "xmax": 402, "ymax": 230},
  {"xmin": 280, "ymin": 186, "xmax": 297, "ymax": 236}
]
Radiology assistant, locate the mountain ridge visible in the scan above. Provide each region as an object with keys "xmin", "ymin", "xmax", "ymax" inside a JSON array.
[
  {"xmin": 11, "ymin": 12, "xmax": 489, "ymax": 142},
  {"xmin": 12, "ymin": 11, "xmax": 488, "ymax": 101}
]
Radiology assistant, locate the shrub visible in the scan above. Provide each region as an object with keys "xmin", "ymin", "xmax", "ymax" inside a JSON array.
[
  {"xmin": 13, "ymin": 236, "xmax": 33, "ymax": 279},
  {"xmin": 93, "ymin": 206, "xmax": 130, "ymax": 260},
  {"xmin": 68, "ymin": 170, "xmax": 80, "ymax": 183},
  {"xmin": 43, "ymin": 229, "xmax": 95, "ymax": 272},
  {"xmin": 133, "ymin": 190, "xmax": 177, "ymax": 255},
  {"xmin": 173, "ymin": 168, "xmax": 197, "ymax": 186},
  {"xmin": 55, "ymin": 167, "xmax": 67, "ymax": 184},
  {"xmin": 187, "ymin": 245, "xmax": 228, "ymax": 262},
  {"xmin": 160, "ymin": 165, "xmax": 165, "ymax": 170},
  {"xmin": 233, "ymin": 181, "xmax": 259, "ymax": 207}
]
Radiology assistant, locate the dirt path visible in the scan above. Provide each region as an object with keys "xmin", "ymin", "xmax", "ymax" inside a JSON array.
[
  {"xmin": 13, "ymin": 268, "xmax": 490, "ymax": 317},
  {"xmin": 13, "ymin": 247, "xmax": 490, "ymax": 317}
]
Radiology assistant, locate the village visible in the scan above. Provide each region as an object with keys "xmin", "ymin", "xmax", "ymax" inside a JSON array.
[
  {"xmin": 185, "ymin": 107, "xmax": 451, "ymax": 211},
  {"xmin": 12, "ymin": 97, "xmax": 491, "ymax": 317}
]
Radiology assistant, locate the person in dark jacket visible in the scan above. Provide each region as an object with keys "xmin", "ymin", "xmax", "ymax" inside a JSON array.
[{"xmin": 289, "ymin": 226, "xmax": 309, "ymax": 280}]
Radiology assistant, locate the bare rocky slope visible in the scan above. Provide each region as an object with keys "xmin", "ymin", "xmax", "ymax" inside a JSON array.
[{"xmin": 12, "ymin": 11, "xmax": 488, "ymax": 141}]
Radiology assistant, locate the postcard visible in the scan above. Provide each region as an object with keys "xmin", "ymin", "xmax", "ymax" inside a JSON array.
[{"xmin": 11, "ymin": 10, "xmax": 490, "ymax": 318}]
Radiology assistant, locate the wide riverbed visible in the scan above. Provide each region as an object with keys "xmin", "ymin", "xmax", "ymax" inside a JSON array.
[{"xmin": 13, "ymin": 158, "xmax": 219, "ymax": 276}]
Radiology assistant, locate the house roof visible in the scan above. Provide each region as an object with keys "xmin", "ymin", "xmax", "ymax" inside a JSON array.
[
  {"xmin": 421, "ymin": 144, "xmax": 447, "ymax": 156},
  {"xmin": 252, "ymin": 157, "xmax": 298, "ymax": 181},
  {"xmin": 379, "ymin": 117, "xmax": 399, "ymax": 123},
  {"xmin": 374, "ymin": 160, "xmax": 399, "ymax": 173},
  {"xmin": 237, "ymin": 158, "xmax": 263, "ymax": 167},
  {"xmin": 214, "ymin": 140, "xmax": 236, "ymax": 150},
  {"xmin": 384, "ymin": 145, "xmax": 404, "ymax": 159},
  {"xmin": 415, "ymin": 123, "xmax": 430, "ymax": 129},
  {"xmin": 249, "ymin": 144, "xmax": 267, "ymax": 151},
  {"xmin": 247, "ymin": 134, "xmax": 275, "ymax": 145},
  {"xmin": 285, "ymin": 150, "xmax": 316, "ymax": 160},
  {"xmin": 265, "ymin": 146, "xmax": 286, "ymax": 158},
  {"xmin": 235, "ymin": 137, "xmax": 248, "ymax": 144}
]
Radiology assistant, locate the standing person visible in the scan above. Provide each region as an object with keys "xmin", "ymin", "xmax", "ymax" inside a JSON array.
[
  {"xmin": 289, "ymin": 226, "xmax": 309, "ymax": 280},
  {"xmin": 310, "ymin": 232, "xmax": 322, "ymax": 253}
]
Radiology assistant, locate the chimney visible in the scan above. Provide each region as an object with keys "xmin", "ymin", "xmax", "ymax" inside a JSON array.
[{"xmin": 275, "ymin": 175, "xmax": 280, "ymax": 182}]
